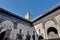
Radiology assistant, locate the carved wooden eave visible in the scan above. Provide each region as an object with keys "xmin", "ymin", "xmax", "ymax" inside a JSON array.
[
  {"xmin": 0, "ymin": 3, "xmax": 60, "ymax": 26},
  {"xmin": 0, "ymin": 8, "xmax": 32, "ymax": 24},
  {"xmin": 32, "ymin": 3, "xmax": 60, "ymax": 23}
]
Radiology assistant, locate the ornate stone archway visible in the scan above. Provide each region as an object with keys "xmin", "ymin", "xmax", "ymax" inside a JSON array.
[
  {"xmin": 47, "ymin": 27, "xmax": 59, "ymax": 39},
  {"xmin": 0, "ymin": 20, "xmax": 14, "ymax": 40}
]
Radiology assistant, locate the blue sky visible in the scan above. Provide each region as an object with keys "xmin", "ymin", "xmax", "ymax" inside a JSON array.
[{"xmin": 0, "ymin": 0, "xmax": 60, "ymax": 19}]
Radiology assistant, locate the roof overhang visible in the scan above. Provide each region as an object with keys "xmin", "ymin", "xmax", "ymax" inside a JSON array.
[
  {"xmin": 0, "ymin": 8, "xmax": 32, "ymax": 24},
  {"xmin": 32, "ymin": 3, "xmax": 60, "ymax": 23}
]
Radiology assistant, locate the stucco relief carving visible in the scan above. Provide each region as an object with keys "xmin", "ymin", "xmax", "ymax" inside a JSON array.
[
  {"xmin": 0, "ymin": 20, "xmax": 14, "ymax": 33},
  {"xmin": 55, "ymin": 15, "xmax": 60, "ymax": 25},
  {"xmin": 47, "ymin": 27, "xmax": 59, "ymax": 39},
  {"xmin": 45, "ymin": 20, "xmax": 59, "ymax": 39},
  {"xmin": 0, "ymin": 20, "xmax": 14, "ymax": 40},
  {"xmin": 43, "ymin": 18, "xmax": 57, "ymax": 26}
]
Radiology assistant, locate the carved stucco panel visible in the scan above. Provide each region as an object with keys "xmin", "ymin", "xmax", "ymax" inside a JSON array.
[
  {"xmin": 34, "ymin": 23, "xmax": 45, "ymax": 39},
  {"xmin": 45, "ymin": 20, "xmax": 59, "ymax": 39},
  {"xmin": 0, "ymin": 20, "xmax": 14, "ymax": 33},
  {"xmin": 55, "ymin": 14, "xmax": 60, "ymax": 37}
]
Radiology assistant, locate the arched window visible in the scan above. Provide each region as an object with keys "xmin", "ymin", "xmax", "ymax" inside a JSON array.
[
  {"xmin": 14, "ymin": 22, "xmax": 17, "ymax": 29},
  {"xmin": 19, "ymin": 29, "xmax": 22, "ymax": 34},
  {"xmin": 38, "ymin": 36, "xmax": 43, "ymax": 40},
  {"xmin": 47, "ymin": 27, "xmax": 58, "ymax": 38}
]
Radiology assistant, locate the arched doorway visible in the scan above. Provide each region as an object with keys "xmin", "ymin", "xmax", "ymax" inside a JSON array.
[
  {"xmin": 38, "ymin": 36, "xmax": 43, "ymax": 40},
  {"xmin": 47, "ymin": 27, "xmax": 58, "ymax": 39},
  {"xmin": 0, "ymin": 31, "xmax": 6, "ymax": 40}
]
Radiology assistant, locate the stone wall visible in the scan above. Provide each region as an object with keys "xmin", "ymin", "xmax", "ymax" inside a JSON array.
[
  {"xmin": 34, "ymin": 9, "xmax": 60, "ymax": 39},
  {"xmin": 0, "ymin": 11, "xmax": 35, "ymax": 40}
]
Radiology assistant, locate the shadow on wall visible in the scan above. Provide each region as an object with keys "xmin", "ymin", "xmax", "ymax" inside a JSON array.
[{"xmin": 0, "ymin": 31, "xmax": 6, "ymax": 40}]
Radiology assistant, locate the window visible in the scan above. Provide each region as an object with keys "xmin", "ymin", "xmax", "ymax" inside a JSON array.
[
  {"xmin": 19, "ymin": 29, "xmax": 22, "ymax": 34},
  {"xmin": 14, "ymin": 22, "xmax": 17, "ymax": 29}
]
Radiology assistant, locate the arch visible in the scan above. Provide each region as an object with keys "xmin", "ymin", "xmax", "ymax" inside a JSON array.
[
  {"xmin": 47, "ymin": 27, "xmax": 58, "ymax": 39},
  {"xmin": 0, "ymin": 31, "xmax": 6, "ymax": 40},
  {"xmin": 0, "ymin": 20, "xmax": 14, "ymax": 29},
  {"xmin": 47, "ymin": 27, "xmax": 58, "ymax": 35},
  {"xmin": 38, "ymin": 36, "xmax": 43, "ymax": 40},
  {"xmin": 45, "ymin": 21, "xmax": 56, "ymax": 29},
  {"xmin": 0, "ymin": 20, "xmax": 14, "ymax": 33}
]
